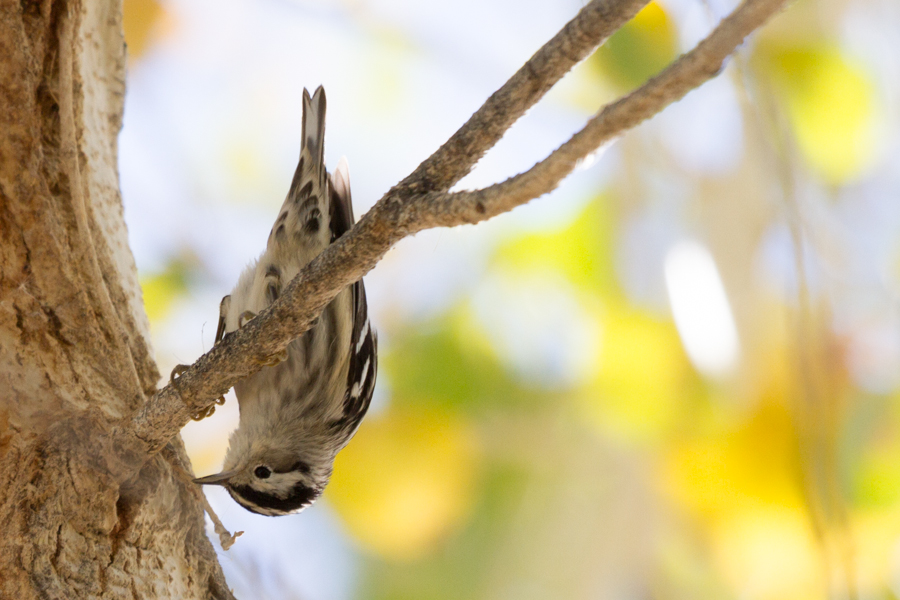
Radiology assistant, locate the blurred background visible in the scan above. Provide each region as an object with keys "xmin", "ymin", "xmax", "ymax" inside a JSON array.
[{"xmin": 118, "ymin": 0, "xmax": 900, "ymax": 597}]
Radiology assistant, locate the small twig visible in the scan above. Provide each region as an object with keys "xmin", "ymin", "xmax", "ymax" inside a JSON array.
[
  {"xmin": 196, "ymin": 490, "xmax": 244, "ymax": 551},
  {"xmin": 165, "ymin": 448, "xmax": 244, "ymax": 550}
]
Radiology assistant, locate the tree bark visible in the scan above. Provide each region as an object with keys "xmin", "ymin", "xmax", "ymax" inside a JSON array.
[
  {"xmin": 0, "ymin": 0, "xmax": 232, "ymax": 597},
  {"xmin": 0, "ymin": 0, "xmax": 789, "ymax": 596}
]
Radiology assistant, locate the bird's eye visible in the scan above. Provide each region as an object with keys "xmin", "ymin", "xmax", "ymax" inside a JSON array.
[{"xmin": 254, "ymin": 466, "xmax": 272, "ymax": 479}]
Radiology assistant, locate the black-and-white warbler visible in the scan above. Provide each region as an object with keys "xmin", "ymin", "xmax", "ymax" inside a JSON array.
[{"xmin": 193, "ymin": 86, "xmax": 377, "ymax": 516}]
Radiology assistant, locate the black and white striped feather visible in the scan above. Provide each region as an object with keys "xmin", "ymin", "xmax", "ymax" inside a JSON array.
[
  {"xmin": 199, "ymin": 86, "xmax": 377, "ymax": 517},
  {"xmin": 327, "ymin": 154, "xmax": 377, "ymax": 446}
]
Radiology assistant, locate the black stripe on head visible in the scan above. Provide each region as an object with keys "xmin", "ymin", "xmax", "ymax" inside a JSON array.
[
  {"xmin": 288, "ymin": 460, "xmax": 312, "ymax": 475},
  {"xmin": 229, "ymin": 482, "xmax": 321, "ymax": 516},
  {"xmin": 267, "ymin": 461, "xmax": 312, "ymax": 475}
]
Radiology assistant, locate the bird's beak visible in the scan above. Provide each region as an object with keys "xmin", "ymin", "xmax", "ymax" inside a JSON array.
[{"xmin": 193, "ymin": 469, "xmax": 240, "ymax": 485}]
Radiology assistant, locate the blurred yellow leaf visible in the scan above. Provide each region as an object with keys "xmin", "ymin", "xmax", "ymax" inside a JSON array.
[
  {"xmin": 139, "ymin": 261, "xmax": 189, "ymax": 323},
  {"xmin": 585, "ymin": 305, "xmax": 691, "ymax": 441},
  {"xmin": 591, "ymin": 2, "xmax": 677, "ymax": 91},
  {"xmin": 851, "ymin": 392, "xmax": 900, "ymax": 508},
  {"xmin": 123, "ymin": 0, "xmax": 164, "ymax": 60},
  {"xmin": 855, "ymin": 439, "xmax": 900, "ymax": 508},
  {"xmin": 757, "ymin": 42, "xmax": 877, "ymax": 184},
  {"xmin": 664, "ymin": 400, "xmax": 803, "ymax": 514},
  {"xmin": 494, "ymin": 197, "xmax": 619, "ymax": 298},
  {"xmin": 852, "ymin": 510, "xmax": 900, "ymax": 595},
  {"xmin": 327, "ymin": 407, "xmax": 481, "ymax": 561},
  {"xmin": 712, "ymin": 508, "xmax": 824, "ymax": 600}
]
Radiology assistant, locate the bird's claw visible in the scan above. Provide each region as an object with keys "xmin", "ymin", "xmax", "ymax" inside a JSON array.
[
  {"xmin": 239, "ymin": 311, "xmax": 257, "ymax": 328},
  {"xmin": 191, "ymin": 405, "xmax": 217, "ymax": 421},
  {"xmin": 262, "ymin": 349, "xmax": 288, "ymax": 367},
  {"xmin": 170, "ymin": 364, "xmax": 189, "ymax": 383}
]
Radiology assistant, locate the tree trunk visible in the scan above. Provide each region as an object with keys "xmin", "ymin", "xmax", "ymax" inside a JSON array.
[{"xmin": 0, "ymin": 0, "xmax": 232, "ymax": 597}]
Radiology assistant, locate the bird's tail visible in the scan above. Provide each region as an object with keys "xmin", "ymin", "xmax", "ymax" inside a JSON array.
[{"xmin": 301, "ymin": 86, "xmax": 326, "ymax": 170}]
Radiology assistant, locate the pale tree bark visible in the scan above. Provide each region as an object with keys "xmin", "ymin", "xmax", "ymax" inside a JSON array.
[
  {"xmin": 0, "ymin": 0, "xmax": 788, "ymax": 596},
  {"xmin": 0, "ymin": 0, "xmax": 231, "ymax": 597}
]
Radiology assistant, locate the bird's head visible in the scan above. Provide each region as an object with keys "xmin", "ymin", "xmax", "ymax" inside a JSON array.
[{"xmin": 193, "ymin": 427, "xmax": 333, "ymax": 516}]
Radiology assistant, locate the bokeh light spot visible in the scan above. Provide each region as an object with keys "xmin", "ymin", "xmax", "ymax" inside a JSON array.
[
  {"xmin": 591, "ymin": 1, "xmax": 677, "ymax": 91},
  {"xmin": 757, "ymin": 41, "xmax": 877, "ymax": 184},
  {"xmin": 665, "ymin": 240, "xmax": 740, "ymax": 378},
  {"xmin": 123, "ymin": 0, "xmax": 164, "ymax": 60},
  {"xmin": 327, "ymin": 407, "xmax": 481, "ymax": 562}
]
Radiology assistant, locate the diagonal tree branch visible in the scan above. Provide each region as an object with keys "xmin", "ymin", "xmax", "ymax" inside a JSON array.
[
  {"xmin": 113, "ymin": 0, "xmax": 791, "ymax": 479},
  {"xmin": 397, "ymin": 0, "xmax": 651, "ymax": 194},
  {"xmin": 409, "ymin": 0, "xmax": 789, "ymax": 227}
]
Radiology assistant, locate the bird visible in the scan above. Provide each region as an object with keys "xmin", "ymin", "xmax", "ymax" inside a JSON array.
[{"xmin": 192, "ymin": 86, "xmax": 377, "ymax": 516}]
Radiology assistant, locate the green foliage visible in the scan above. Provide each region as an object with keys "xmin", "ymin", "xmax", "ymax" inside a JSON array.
[{"xmin": 591, "ymin": 2, "xmax": 677, "ymax": 92}]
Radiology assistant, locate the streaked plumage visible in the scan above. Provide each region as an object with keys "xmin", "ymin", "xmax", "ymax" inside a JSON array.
[{"xmin": 195, "ymin": 86, "xmax": 377, "ymax": 516}]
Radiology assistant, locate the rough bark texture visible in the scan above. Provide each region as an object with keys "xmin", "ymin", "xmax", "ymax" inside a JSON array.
[
  {"xmin": 0, "ymin": 0, "xmax": 232, "ymax": 597},
  {"xmin": 0, "ymin": 0, "xmax": 789, "ymax": 596}
]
